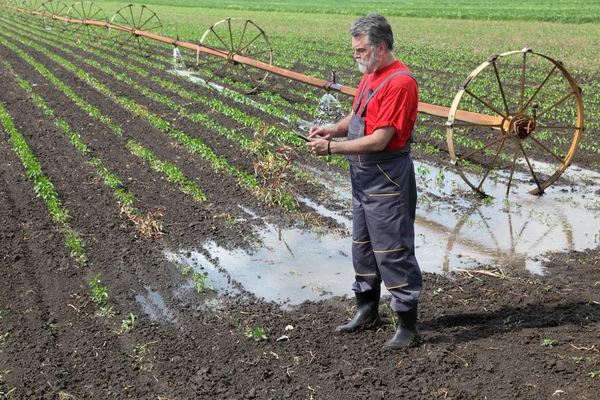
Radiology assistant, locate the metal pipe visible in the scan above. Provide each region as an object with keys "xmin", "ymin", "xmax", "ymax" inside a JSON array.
[{"xmin": 8, "ymin": 5, "xmax": 503, "ymax": 125}]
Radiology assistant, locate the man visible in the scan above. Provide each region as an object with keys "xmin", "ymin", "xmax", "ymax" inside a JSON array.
[{"xmin": 306, "ymin": 13, "xmax": 421, "ymax": 349}]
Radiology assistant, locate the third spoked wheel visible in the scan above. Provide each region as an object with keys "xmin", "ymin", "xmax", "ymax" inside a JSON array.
[
  {"xmin": 109, "ymin": 4, "xmax": 163, "ymax": 57},
  {"xmin": 446, "ymin": 48, "xmax": 584, "ymax": 197},
  {"xmin": 196, "ymin": 18, "xmax": 272, "ymax": 93}
]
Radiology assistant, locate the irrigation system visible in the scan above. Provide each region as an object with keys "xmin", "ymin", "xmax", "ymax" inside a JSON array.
[{"xmin": 2, "ymin": 2, "xmax": 586, "ymax": 196}]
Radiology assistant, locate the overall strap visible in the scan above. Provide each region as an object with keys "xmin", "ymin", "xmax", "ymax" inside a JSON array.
[
  {"xmin": 357, "ymin": 71, "xmax": 417, "ymax": 117},
  {"xmin": 352, "ymin": 75, "xmax": 371, "ymax": 114}
]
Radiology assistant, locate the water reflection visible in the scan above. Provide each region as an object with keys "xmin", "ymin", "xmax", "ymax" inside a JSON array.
[{"xmin": 167, "ymin": 158, "xmax": 599, "ymax": 305}]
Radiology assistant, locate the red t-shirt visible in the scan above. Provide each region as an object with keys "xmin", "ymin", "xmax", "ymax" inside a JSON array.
[{"xmin": 352, "ymin": 60, "xmax": 418, "ymax": 150}]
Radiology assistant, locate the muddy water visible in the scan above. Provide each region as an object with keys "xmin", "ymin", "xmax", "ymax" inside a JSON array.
[{"xmin": 167, "ymin": 160, "xmax": 600, "ymax": 306}]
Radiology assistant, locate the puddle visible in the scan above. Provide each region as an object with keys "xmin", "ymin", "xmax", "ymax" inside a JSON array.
[
  {"xmin": 135, "ymin": 285, "xmax": 175, "ymax": 322},
  {"xmin": 165, "ymin": 159, "xmax": 600, "ymax": 306},
  {"xmin": 165, "ymin": 249, "xmax": 242, "ymax": 309}
]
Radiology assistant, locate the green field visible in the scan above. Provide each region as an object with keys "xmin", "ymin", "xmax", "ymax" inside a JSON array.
[
  {"xmin": 92, "ymin": 0, "xmax": 600, "ymax": 23},
  {"xmin": 88, "ymin": 1, "xmax": 600, "ymax": 70}
]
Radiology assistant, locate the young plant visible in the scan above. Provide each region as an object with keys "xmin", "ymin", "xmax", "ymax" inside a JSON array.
[
  {"xmin": 89, "ymin": 274, "xmax": 109, "ymax": 306},
  {"xmin": 192, "ymin": 272, "xmax": 214, "ymax": 293},
  {"xmin": 541, "ymin": 338, "xmax": 556, "ymax": 347},
  {"xmin": 244, "ymin": 326, "xmax": 268, "ymax": 342},
  {"xmin": 119, "ymin": 313, "xmax": 136, "ymax": 333}
]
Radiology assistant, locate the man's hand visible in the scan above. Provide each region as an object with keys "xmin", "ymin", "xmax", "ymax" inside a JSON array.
[
  {"xmin": 306, "ymin": 138, "xmax": 330, "ymax": 156},
  {"xmin": 308, "ymin": 126, "xmax": 334, "ymax": 141}
]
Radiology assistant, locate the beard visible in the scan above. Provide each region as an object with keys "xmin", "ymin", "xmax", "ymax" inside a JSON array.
[{"xmin": 357, "ymin": 53, "xmax": 380, "ymax": 74}]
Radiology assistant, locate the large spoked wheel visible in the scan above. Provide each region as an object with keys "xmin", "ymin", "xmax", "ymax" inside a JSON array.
[
  {"xmin": 197, "ymin": 18, "xmax": 272, "ymax": 93},
  {"xmin": 67, "ymin": 1, "xmax": 108, "ymax": 41},
  {"xmin": 446, "ymin": 49, "xmax": 584, "ymax": 197},
  {"xmin": 110, "ymin": 4, "xmax": 163, "ymax": 57},
  {"xmin": 41, "ymin": 0, "xmax": 68, "ymax": 32}
]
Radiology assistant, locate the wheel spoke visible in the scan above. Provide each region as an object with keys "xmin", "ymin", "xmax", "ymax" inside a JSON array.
[
  {"xmin": 536, "ymin": 90, "xmax": 576, "ymax": 119},
  {"xmin": 127, "ymin": 6, "xmax": 134, "ymax": 28},
  {"xmin": 204, "ymin": 59, "xmax": 231, "ymax": 87},
  {"xmin": 239, "ymin": 63, "xmax": 261, "ymax": 87},
  {"xmin": 227, "ymin": 19, "xmax": 234, "ymax": 51},
  {"xmin": 456, "ymin": 135, "xmax": 508, "ymax": 162},
  {"xmin": 88, "ymin": 9, "xmax": 102, "ymax": 21},
  {"xmin": 451, "ymin": 122, "xmax": 503, "ymax": 129},
  {"xmin": 242, "ymin": 48, "xmax": 271, "ymax": 58},
  {"xmin": 197, "ymin": 57, "xmax": 230, "ymax": 69},
  {"xmin": 238, "ymin": 32, "xmax": 263, "ymax": 54},
  {"xmin": 529, "ymin": 135, "xmax": 566, "ymax": 164},
  {"xmin": 506, "ymin": 141, "xmax": 520, "ymax": 196},
  {"xmin": 523, "ymin": 65, "xmax": 558, "ymax": 111},
  {"xmin": 139, "ymin": 15, "xmax": 158, "ymax": 31},
  {"xmin": 476, "ymin": 137, "xmax": 508, "ymax": 191},
  {"xmin": 534, "ymin": 124, "xmax": 581, "ymax": 130},
  {"xmin": 236, "ymin": 20, "xmax": 249, "ymax": 51},
  {"xmin": 209, "ymin": 28, "xmax": 232, "ymax": 52},
  {"xmin": 136, "ymin": 5, "xmax": 145, "ymax": 29},
  {"xmin": 518, "ymin": 142, "xmax": 542, "ymax": 192},
  {"xmin": 492, "ymin": 61, "xmax": 510, "ymax": 116},
  {"xmin": 519, "ymin": 52, "xmax": 526, "ymax": 113},
  {"xmin": 138, "ymin": 23, "xmax": 162, "ymax": 32},
  {"xmin": 464, "ymin": 88, "xmax": 508, "ymax": 119}
]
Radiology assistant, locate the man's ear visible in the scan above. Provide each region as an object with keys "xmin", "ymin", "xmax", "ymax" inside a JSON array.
[{"xmin": 377, "ymin": 42, "xmax": 387, "ymax": 55}]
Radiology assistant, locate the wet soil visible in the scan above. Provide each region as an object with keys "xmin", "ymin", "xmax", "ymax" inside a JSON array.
[{"xmin": 1, "ymin": 15, "xmax": 600, "ymax": 400}]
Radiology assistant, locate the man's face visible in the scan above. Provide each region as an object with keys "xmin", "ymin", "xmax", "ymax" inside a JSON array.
[{"xmin": 352, "ymin": 34, "xmax": 380, "ymax": 74}]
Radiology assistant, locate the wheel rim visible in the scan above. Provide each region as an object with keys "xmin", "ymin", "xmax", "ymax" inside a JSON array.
[
  {"xmin": 446, "ymin": 49, "xmax": 584, "ymax": 197},
  {"xmin": 197, "ymin": 18, "xmax": 272, "ymax": 93}
]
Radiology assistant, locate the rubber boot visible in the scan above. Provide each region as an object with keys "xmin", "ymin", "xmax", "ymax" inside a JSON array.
[
  {"xmin": 383, "ymin": 306, "xmax": 420, "ymax": 349},
  {"xmin": 335, "ymin": 287, "xmax": 380, "ymax": 333}
]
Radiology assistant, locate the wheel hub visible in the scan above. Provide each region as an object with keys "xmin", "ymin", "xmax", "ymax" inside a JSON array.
[{"xmin": 509, "ymin": 114, "xmax": 536, "ymax": 140}]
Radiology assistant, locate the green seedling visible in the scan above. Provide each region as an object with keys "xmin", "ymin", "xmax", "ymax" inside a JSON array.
[
  {"xmin": 541, "ymin": 338, "xmax": 556, "ymax": 347},
  {"xmin": 572, "ymin": 356, "xmax": 583, "ymax": 364},
  {"xmin": 433, "ymin": 287, "xmax": 444, "ymax": 296},
  {"xmin": 589, "ymin": 370, "xmax": 600, "ymax": 378},
  {"xmin": 244, "ymin": 326, "xmax": 267, "ymax": 342},
  {"xmin": 544, "ymin": 285, "xmax": 553, "ymax": 292},
  {"xmin": 192, "ymin": 272, "xmax": 214, "ymax": 293},
  {"xmin": 120, "ymin": 313, "xmax": 136, "ymax": 333},
  {"xmin": 89, "ymin": 274, "xmax": 109, "ymax": 306},
  {"xmin": 178, "ymin": 263, "xmax": 193, "ymax": 275}
]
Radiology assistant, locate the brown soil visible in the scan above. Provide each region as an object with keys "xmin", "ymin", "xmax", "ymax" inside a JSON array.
[{"xmin": 1, "ymin": 15, "xmax": 600, "ymax": 400}]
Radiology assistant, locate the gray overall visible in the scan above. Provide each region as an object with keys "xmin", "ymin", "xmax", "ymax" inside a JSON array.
[{"xmin": 348, "ymin": 72, "xmax": 422, "ymax": 313}]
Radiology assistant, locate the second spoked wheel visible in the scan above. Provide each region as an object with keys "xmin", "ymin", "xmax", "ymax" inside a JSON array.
[
  {"xmin": 197, "ymin": 18, "xmax": 272, "ymax": 93},
  {"xmin": 446, "ymin": 49, "xmax": 584, "ymax": 196}
]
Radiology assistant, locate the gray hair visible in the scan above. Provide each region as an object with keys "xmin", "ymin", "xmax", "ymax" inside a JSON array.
[{"xmin": 350, "ymin": 13, "xmax": 394, "ymax": 51}]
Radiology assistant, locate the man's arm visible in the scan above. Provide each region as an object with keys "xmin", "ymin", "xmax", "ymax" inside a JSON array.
[{"xmin": 307, "ymin": 126, "xmax": 396, "ymax": 156}]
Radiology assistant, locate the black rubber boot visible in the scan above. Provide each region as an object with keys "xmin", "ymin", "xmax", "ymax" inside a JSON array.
[
  {"xmin": 335, "ymin": 287, "xmax": 380, "ymax": 333},
  {"xmin": 383, "ymin": 306, "xmax": 420, "ymax": 349}
]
